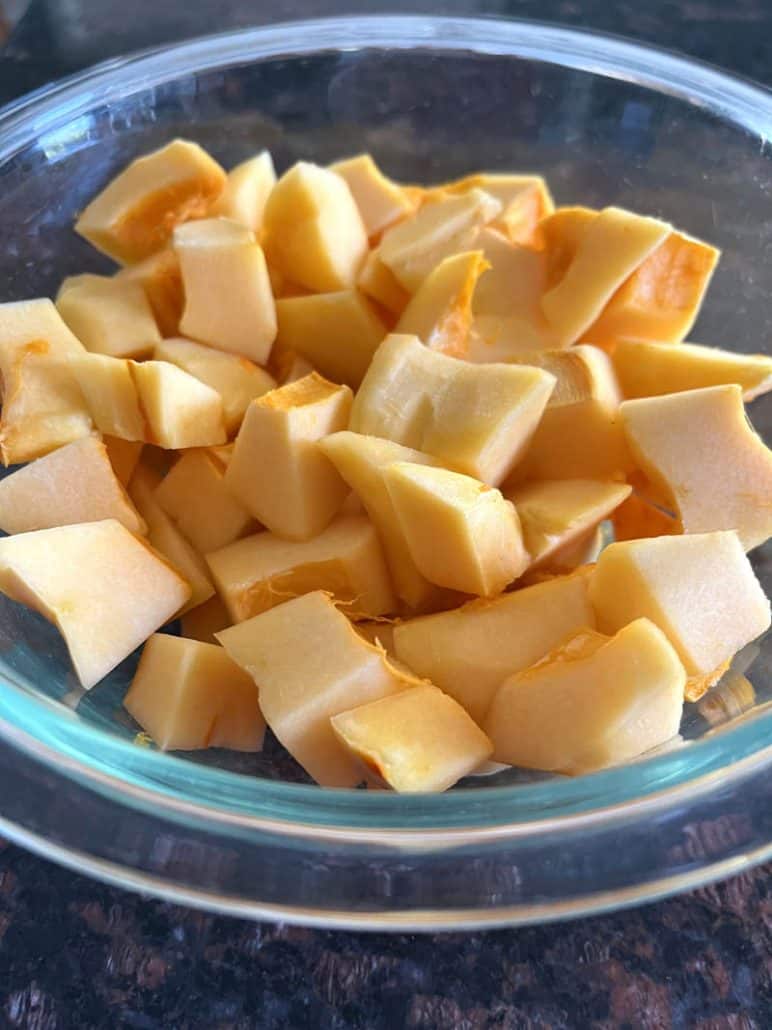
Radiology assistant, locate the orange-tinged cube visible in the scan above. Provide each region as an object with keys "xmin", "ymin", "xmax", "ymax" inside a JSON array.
[
  {"xmin": 130, "ymin": 360, "xmax": 226, "ymax": 449},
  {"xmin": 69, "ymin": 353, "xmax": 146, "ymax": 441},
  {"xmin": 56, "ymin": 274, "xmax": 161, "ymax": 359},
  {"xmin": 211, "ymin": 150, "xmax": 276, "ymax": 232},
  {"xmin": 331, "ymin": 154, "xmax": 415, "ymax": 238}
]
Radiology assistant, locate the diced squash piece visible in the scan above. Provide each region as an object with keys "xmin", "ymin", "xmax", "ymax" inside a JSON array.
[
  {"xmin": 506, "ymin": 479, "xmax": 631, "ymax": 569},
  {"xmin": 392, "ymin": 568, "xmax": 594, "ymax": 723},
  {"xmin": 116, "ymin": 248, "xmax": 184, "ymax": 338},
  {"xmin": 155, "ymin": 337, "xmax": 276, "ymax": 435},
  {"xmin": 612, "ymin": 338, "xmax": 772, "ymax": 402},
  {"xmin": 0, "ymin": 519, "xmax": 190, "ymax": 689},
  {"xmin": 275, "ymin": 291, "xmax": 387, "ymax": 388},
  {"xmin": 0, "ymin": 298, "xmax": 86, "ymax": 381},
  {"xmin": 211, "ymin": 150, "xmax": 276, "ymax": 231},
  {"xmin": 332, "ymin": 683, "xmax": 492, "ymax": 792},
  {"xmin": 319, "ymin": 431, "xmax": 443, "ymax": 609},
  {"xmin": 485, "ymin": 619, "xmax": 685, "ymax": 774},
  {"xmin": 216, "ymin": 591, "xmax": 417, "ymax": 786},
  {"xmin": 383, "ymin": 463, "xmax": 528, "ymax": 596},
  {"xmin": 0, "ymin": 352, "xmax": 92, "ymax": 466},
  {"xmin": 506, "ymin": 345, "xmax": 630, "ymax": 481},
  {"xmin": 154, "ymin": 448, "xmax": 254, "ymax": 554},
  {"xmin": 205, "ymin": 514, "xmax": 395, "ymax": 622},
  {"xmin": 174, "ymin": 218, "xmax": 277, "ymax": 363},
  {"xmin": 621, "ymin": 385, "xmax": 772, "ymax": 550},
  {"xmin": 56, "ymin": 274, "xmax": 161, "ymax": 359},
  {"xmin": 125, "ymin": 634, "xmax": 263, "ymax": 751},
  {"xmin": 357, "ymin": 251, "xmax": 410, "ymax": 317},
  {"xmin": 582, "ymin": 231, "xmax": 719, "ymax": 348},
  {"xmin": 538, "ymin": 206, "xmax": 598, "ymax": 290},
  {"xmin": 541, "ymin": 207, "xmax": 671, "ymax": 346},
  {"xmin": 225, "ymin": 373, "xmax": 351, "ymax": 539},
  {"xmin": 69, "ymin": 353, "xmax": 146, "ymax": 440},
  {"xmin": 104, "ymin": 436, "xmax": 143, "ymax": 486},
  {"xmin": 331, "ymin": 154, "xmax": 415, "ymax": 238},
  {"xmin": 263, "ymin": 161, "xmax": 368, "ymax": 292},
  {"xmin": 394, "ymin": 250, "xmax": 487, "ymax": 357},
  {"xmin": 351, "ymin": 333, "xmax": 555, "ymax": 485},
  {"xmin": 378, "ymin": 188, "xmax": 501, "ymax": 292},
  {"xmin": 588, "ymin": 532, "xmax": 770, "ymax": 680},
  {"xmin": 130, "ymin": 360, "xmax": 226, "ymax": 449},
  {"xmin": 75, "ymin": 138, "xmax": 227, "ymax": 264},
  {"xmin": 129, "ymin": 464, "xmax": 214, "ymax": 615},
  {"xmin": 611, "ymin": 493, "xmax": 680, "ymax": 543},
  {"xmin": 0, "ymin": 436, "xmax": 145, "ymax": 535},
  {"xmin": 181, "ymin": 594, "xmax": 232, "ymax": 644},
  {"xmin": 466, "ymin": 313, "xmax": 559, "ymax": 363},
  {"xmin": 438, "ymin": 172, "xmax": 553, "ymax": 244}
]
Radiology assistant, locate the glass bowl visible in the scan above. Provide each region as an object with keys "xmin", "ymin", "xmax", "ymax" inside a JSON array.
[{"xmin": 0, "ymin": 15, "xmax": 770, "ymax": 930}]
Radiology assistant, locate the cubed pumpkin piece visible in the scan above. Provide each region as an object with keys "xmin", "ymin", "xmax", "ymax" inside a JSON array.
[
  {"xmin": 69, "ymin": 353, "xmax": 146, "ymax": 440},
  {"xmin": 351, "ymin": 333, "xmax": 555, "ymax": 485},
  {"xmin": 505, "ymin": 478, "xmax": 631, "ymax": 569},
  {"xmin": 225, "ymin": 373, "xmax": 351, "ymax": 539},
  {"xmin": 612, "ymin": 338, "xmax": 772, "ymax": 402},
  {"xmin": 319, "ymin": 431, "xmax": 443, "ymax": 610},
  {"xmin": 357, "ymin": 251, "xmax": 410, "ymax": 317},
  {"xmin": 332, "ymin": 683, "xmax": 492, "ymax": 792},
  {"xmin": 274, "ymin": 291, "xmax": 387, "ymax": 388},
  {"xmin": 611, "ymin": 493, "xmax": 680, "ymax": 542},
  {"xmin": 621, "ymin": 385, "xmax": 772, "ymax": 550},
  {"xmin": 0, "ymin": 352, "xmax": 92, "ymax": 466},
  {"xmin": 394, "ymin": 250, "xmax": 487, "ymax": 357},
  {"xmin": 383, "ymin": 463, "xmax": 529, "ymax": 596},
  {"xmin": 392, "ymin": 568, "xmax": 594, "ymax": 723},
  {"xmin": 0, "ymin": 436, "xmax": 145, "ymax": 535},
  {"xmin": 263, "ymin": 161, "xmax": 368, "ymax": 292},
  {"xmin": 125, "ymin": 634, "xmax": 263, "ymax": 751},
  {"xmin": 155, "ymin": 337, "xmax": 275, "ymax": 436},
  {"xmin": 377, "ymin": 188, "xmax": 501, "ymax": 293},
  {"xmin": 154, "ymin": 448, "xmax": 254, "ymax": 554},
  {"xmin": 211, "ymin": 150, "xmax": 276, "ymax": 232},
  {"xmin": 180, "ymin": 594, "xmax": 232, "ymax": 644},
  {"xmin": 56, "ymin": 274, "xmax": 161, "ymax": 359},
  {"xmin": 438, "ymin": 172, "xmax": 553, "ymax": 244},
  {"xmin": 582, "ymin": 231, "xmax": 719, "ymax": 348},
  {"xmin": 130, "ymin": 360, "xmax": 226, "ymax": 449},
  {"xmin": 485, "ymin": 619, "xmax": 685, "ymax": 774},
  {"xmin": 116, "ymin": 248, "xmax": 184, "ymax": 338},
  {"xmin": 174, "ymin": 218, "xmax": 277, "ymax": 363},
  {"xmin": 538, "ymin": 206, "xmax": 598, "ymax": 290},
  {"xmin": 75, "ymin": 138, "xmax": 227, "ymax": 264},
  {"xmin": 331, "ymin": 154, "xmax": 415, "ymax": 238},
  {"xmin": 588, "ymin": 532, "xmax": 770, "ymax": 682},
  {"xmin": 205, "ymin": 513, "xmax": 395, "ymax": 622},
  {"xmin": 541, "ymin": 207, "xmax": 671, "ymax": 346},
  {"xmin": 216, "ymin": 590, "xmax": 417, "ymax": 786},
  {"xmin": 104, "ymin": 437, "xmax": 143, "ymax": 486},
  {"xmin": 0, "ymin": 519, "xmax": 190, "ymax": 689},
  {"xmin": 0, "ymin": 298, "xmax": 86, "ymax": 380},
  {"xmin": 129, "ymin": 464, "xmax": 214, "ymax": 615},
  {"xmin": 505, "ymin": 345, "xmax": 630, "ymax": 481}
]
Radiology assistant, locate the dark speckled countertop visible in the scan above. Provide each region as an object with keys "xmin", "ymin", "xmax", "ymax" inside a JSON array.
[{"xmin": 0, "ymin": 3, "xmax": 771, "ymax": 1027}]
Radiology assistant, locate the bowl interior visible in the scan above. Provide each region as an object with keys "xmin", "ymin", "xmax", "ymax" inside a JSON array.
[{"xmin": 0, "ymin": 18, "xmax": 769, "ymax": 825}]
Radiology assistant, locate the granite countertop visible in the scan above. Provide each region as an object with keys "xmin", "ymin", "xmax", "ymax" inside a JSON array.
[{"xmin": 0, "ymin": 2, "xmax": 771, "ymax": 1027}]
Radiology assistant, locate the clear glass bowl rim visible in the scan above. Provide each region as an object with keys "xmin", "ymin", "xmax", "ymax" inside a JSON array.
[{"xmin": 0, "ymin": 13, "xmax": 770, "ymax": 843}]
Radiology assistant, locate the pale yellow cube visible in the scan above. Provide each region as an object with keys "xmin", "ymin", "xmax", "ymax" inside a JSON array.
[
  {"xmin": 216, "ymin": 590, "xmax": 417, "ymax": 786},
  {"xmin": 383, "ymin": 463, "xmax": 529, "ymax": 596},
  {"xmin": 263, "ymin": 161, "xmax": 368, "ymax": 291},
  {"xmin": 485, "ymin": 619, "xmax": 685, "ymax": 774},
  {"xmin": 225, "ymin": 373, "xmax": 351, "ymax": 540},
  {"xmin": 116, "ymin": 247, "xmax": 184, "ymax": 337},
  {"xmin": 69, "ymin": 353, "xmax": 146, "ymax": 440},
  {"xmin": 393, "ymin": 568, "xmax": 594, "ymax": 723},
  {"xmin": 125, "ymin": 633, "xmax": 264, "ymax": 751},
  {"xmin": 275, "ymin": 290, "xmax": 387, "ymax": 388},
  {"xmin": 130, "ymin": 360, "xmax": 226, "ymax": 449},
  {"xmin": 0, "ymin": 298, "xmax": 86, "ymax": 380},
  {"xmin": 155, "ymin": 337, "xmax": 276, "ymax": 435},
  {"xmin": 57, "ymin": 274, "xmax": 161, "ymax": 359},
  {"xmin": 332, "ymin": 683, "xmax": 492, "ymax": 792},
  {"xmin": 437, "ymin": 172, "xmax": 553, "ymax": 243},
  {"xmin": 0, "ymin": 436, "xmax": 145, "ymax": 535},
  {"xmin": 75, "ymin": 138, "xmax": 227, "ymax": 264},
  {"xmin": 588, "ymin": 532, "xmax": 770, "ymax": 679},
  {"xmin": 331, "ymin": 154, "xmax": 415, "ymax": 238},
  {"xmin": 0, "ymin": 519, "xmax": 190, "ymax": 689},
  {"xmin": 174, "ymin": 218, "xmax": 276, "ymax": 364},
  {"xmin": 621, "ymin": 385, "xmax": 772, "ymax": 550},
  {"xmin": 211, "ymin": 150, "xmax": 276, "ymax": 231}
]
